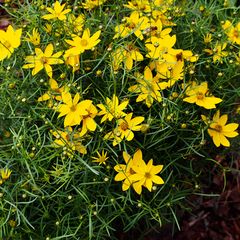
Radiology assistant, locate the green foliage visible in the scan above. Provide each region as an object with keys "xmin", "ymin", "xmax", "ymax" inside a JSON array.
[{"xmin": 0, "ymin": 0, "xmax": 239, "ymax": 239}]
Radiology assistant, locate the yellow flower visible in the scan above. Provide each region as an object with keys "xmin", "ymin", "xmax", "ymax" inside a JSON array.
[
  {"xmin": 204, "ymin": 42, "xmax": 228, "ymax": 64},
  {"xmin": 114, "ymin": 149, "xmax": 164, "ymax": 194},
  {"xmin": 26, "ymin": 28, "xmax": 40, "ymax": 46},
  {"xmin": 116, "ymin": 113, "xmax": 144, "ymax": 141},
  {"xmin": 42, "ymin": 1, "xmax": 71, "ymax": 21},
  {"xmin": 128, "ymin": 67, "xmax": 165, "ymax": 107},
  {"xmin": 0, "ymin": 168, "xmax": 12, "ymax": 180},
  {"xmin": 104, "ymin": 113, "xmax": 144, "ymax": 146},
  {"xmin": 222, "ymin": 20, "xmax": 240, "ymax": 45},
  {"xmin": 38, "ymin": 78, "xmax": 67, "ymax": 107},
  {"xmin": 183, "ymin": 81, "xmax": 222, "ymax": 109},
  {"xmin": 113, "ymin": 12, "xmax": 149, "ymax": 40},
  {"xmin": 51, "ymin": 128, "xmax": 87, "ymax": 155},
  {"xmin": 23, "ymin": 44, "xmax": 63, "ymax": 78},
  {"xmin": 114, "ymin": 150, "xmax": 140, "ymax": 191},
  {"xmin": 97, "ymin": 95, "xmax": 129, "ymax": 123},
  {"xmin": 203, "ymin": 33, "xmax": 212, "ymax": 44},
  {"xmin": 130, "ymin": 155, "xmax": 164, "ymax": 195},
  {"xmin": 82, "ymin": 0, "xmax": 107, "ymax": 10},
  {"xmin": 66, "ymin": 14, "xmax": 85, "ymax": 33},
  {"xmin": 154, "ymin": 61, "xmax": 184, "ymax": 87},
  {"xmin": 207, "ymin": 111, "xmax": 239, "ymax": 147},
  {"xmin": 64, "ymin": 52, "xmax": 80, "ymax": 72},
  {"xmin": 0, "ymin": 25, "xmax": 22, "ymax": 61},
  {"xmin": 57, "ymin": 92, "xmax": 90, "ymax": 127},
  {"xmin": 79, "ymin": 101, "xmax": 98, "ymax": 137},
  {"xmin": 65, "ymin": 28, "xmax": 101, "ymax": 55},
  {"xmin": 92, "ymin": 150, "xmax": 109, "ymax": 165},
  {"xmin": 123, "ymin": 0, "xmax": 152, "ymax": 13},
  {"xmin": 111, "ymin": 44, "xmax": 143, "ymax": 71},
  {"xmin": 145, "ymin": 35, "xmax": 176, "ymax": 59}
]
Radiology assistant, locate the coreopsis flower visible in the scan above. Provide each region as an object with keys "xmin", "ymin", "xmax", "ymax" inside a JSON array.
[
  {"xmin": 0, "ymin": 25, "xmax": 22, "ymax": 61},
  {"xmin": 153, "ymin": 60, "xmax": 184, "ymax": 87},
  {"xmin": 66, "ymin": 14, "xmax": 85, "ymax": 33},
  {"xmin": 0, "ymin": 168, "xmax": 12, "ymax": 180},
  {"xmin": 104, "ymin": 113, "xmax": 144, "ymax": 145},
  {"xmin": 82, "ymin": 0, "xmax": 107, "ymax": 10},
  {"xmin": 92, "ymin": 150, "xmax": 109, "ymax": 165},
  {"xmin": 26, "ymin": 28, "xmax": 40, "ymax": 46},
  {"xmin": 114, "ymin": 150, "xmax": 140, "ymax": 191},
  {"xmin": 111, "ymin": 44, "xmax": 144, "ymax": 71},
  {"xmin": 183, "ymin": 81, "xmax": 222, "ymax": 109},
  {"xmin": 23, "ymin": 44, "xmax": 63, "ymax": 78},
  {"xmin": 128, "ymin": 67, "xmax": 166, "ymax": 107},
  {"xmin": 123, "ymin": 0, "xmax": 152, "ymax": 13},
  {"xmin": 65, "ymin": 28, "xmax": 101, "ymax": 55},
  {"xmin": 151, "ymin": 10, "xmax": 175, "ymax": 27},
  {"xmin": 116, "ymin": 113, "xmax": 144, "ymax": 141},
  {"xmin": 114, "ymin": 149, "xmax": 164, "ymax": 194},
  {"xmin": 64, "ymin": 52, "xmax": 80, "ymax": 72},
  {"xmin": 42, "ymin": 1, "xmax": 71, "ymax": 21},
  {"xmin": 51, "ymin": 128, "xmax": 87, "ymax": 155},
  {"xmin": 79, "ymin": 101, "xmax": 98, "ymax": 137},
  {"xmin": 130, "ymin": 154, "xmax": 164, "ymax": 194},
  {"xmin": 204, "ymin": 42, "xmax": 228, "ymax": 64},
  {"xmin": 206, "ymin": 111, "xmax": 239, "ymax": 147},
  {"xmin": 113, "ymin": 12, "xmax": 149, "ymax": 40},
  {"xmin": 145, "ymin": 35, "xmax": 176, "ymax": 59},
  {"xmin": 97, "ymin": 95, "xmax": 129, "ymax": 123},
  {"xmin": 38, "ymin": 78, "xmax": 67, "ymax": 107},
  {"xmin": 57, "ymin": 92, "xmax": 90, "ymax": 127},
  {"xmin": 222, "ymin": 20, "xmax": 240, "ymax": 45},
  {"xmin": 203, "ymin": 33, "xmax": 212, "ymax": 44}
]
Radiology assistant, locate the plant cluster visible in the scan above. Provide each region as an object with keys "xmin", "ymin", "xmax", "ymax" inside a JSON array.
[{"xmin": 0, "ymin": 0, "xmax": 239, "ymax": 239}]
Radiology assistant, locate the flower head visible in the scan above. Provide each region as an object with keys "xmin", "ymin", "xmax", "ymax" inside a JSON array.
[
  {"xmin": 0, "ymin": 168, "xmax": 12, "ymax": 180},
  {"xmin": 207, "ymin": 111, "xmax": 239, "ymax": 147},
  {"xmin": 97, "ymin": 95, "xmax": 129, "ymax": 123},
  {"xmin": 51, "ymin": 127, "xmax": 87, "ymax": 155},
  {"xmin": 92, "ymin": 150, "xmax": 109, "ymax": 165},
  {"xmin": 42, "ymin": 1, "xmax": 71, "ymax": 21},
  {"xmin": 65, "ymin": 28, "xmax": 101, "ymax": 55},
  {"xmin": 183, "ymin": 81, "xmax": 222, "ymax": 109},
  {"xmin": 26, "ymin": 28, "xmax": 40, "ymax": 46},
  {"xmin": 23, "ymin": 44, "xmax": 63, "ymax": 78},
  {"xmin": 114, "ymin": 149, "xmax": 164, "ymax": 194},
  {"xmin": 0, "ymin": 25, "xmax": 22, "ymax": 61},
  {"xmin": 57, "ymin": 92, "xmax": 90, "ymax": 127}
]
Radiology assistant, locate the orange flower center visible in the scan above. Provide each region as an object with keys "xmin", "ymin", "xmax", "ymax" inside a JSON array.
[
  {"xmin": 81, "ymin": 39, "xmax": 88, "ymax": 47},
  {"xmin": 144, "ymin": 172, "xmax": 151, "ymax": 179},
  {"xmin": 70, "ymin": 104, "xmax": 77, "ymax": 112},
  {"xmin": 120, "ymin": 121, "xmax": 129, "ymax": 131},
  {"xmin": 214, "ymin": 124, "xmax": 222, "ymax": 132},
  {"xmin": 129, "ymin": 167, "xmax": 135, "ymax": 175},
  {"xmin": 233, "ymin": 29, "xmax": 239, "ymax": 38},
  {"xmin": 196, "ymin": 92, "xmax": 204, "ymax": 100},
  {"xmin": 41, "ymin": 56, "xmax": 48, "ymax": 64},
  {"xmin": 127, "ymin": 22, "xmax": 136, "ymax": 29}
]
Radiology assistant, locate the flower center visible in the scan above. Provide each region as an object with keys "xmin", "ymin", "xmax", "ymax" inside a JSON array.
[
  {"xmin": 81, "ymin": 39, "xmax": 88, "ymax": 47},
  {"xmin": 233, "ymin": 29, "xmax": 239, "ymax": 38},
  {"xmin": 144, "ymin": 172, "xmax": 151, "ymax": 179},
  {"xmin": 127, "ymin": 22, "xmax": 136, "ymax": 29},
  {"xmin": 70, "ymin": 104, "xmax": 77, "ymax": 112},
  {"xmin": 40, "ymin": 56, "xmax": 48, "ymax": 64},
  {"xmin": 120, "ymin": 121, "xmax": 129, "ymax": 131},
  {"xmin": 129, "ymin": 167, "xmax": 135, "ymax": 175},
  {"xmin": 197, "ymin": 92, "xmax": 204, "ymax": 100},
  {"xmin": 214, "ymin": 124, "xmax": 222, "ymax": 132}
]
